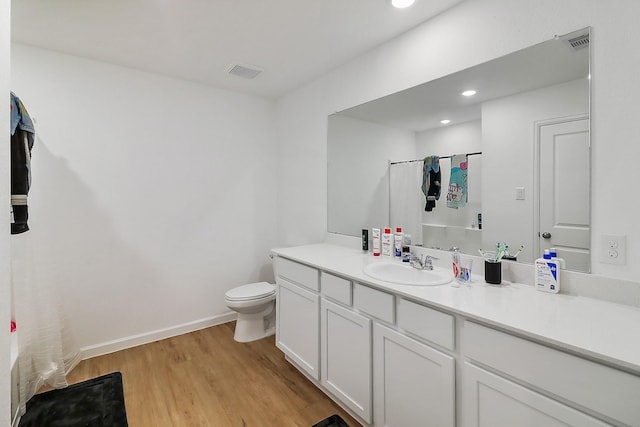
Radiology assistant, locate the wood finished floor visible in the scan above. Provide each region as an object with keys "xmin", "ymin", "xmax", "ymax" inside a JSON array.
[{"xmin": 65, "ymin": 322, "xmax": 361, "ymax": 427}]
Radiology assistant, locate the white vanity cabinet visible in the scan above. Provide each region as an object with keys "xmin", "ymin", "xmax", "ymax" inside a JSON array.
[
  {"xmin": 274, "ymin": 257, "xmax": 320, "ymax": 380},
  {"xmin": 373, "ymin": 323, "xmax": 455, "ymax": 427},
  {"xmin": 274, "ymin": 259, "xmax": 458, "ymax": 427},
  {"xmin": 272, "ymin": 246, "xmax": 640, "ymax": 427},
  {"xmin": 321, "ymin": 298, "xmax": 372, "ymax": 423},
  {"xmin": 462, "ymin": 321, "xmax": 640, "ymax": 427},
  {"xmin": 324, "ymin": 278, "xmax": 456, "ymax": 427}
]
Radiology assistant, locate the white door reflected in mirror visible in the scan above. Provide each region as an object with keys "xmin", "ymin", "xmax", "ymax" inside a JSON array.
[{"xmin": 537, "ymin": 116, "xmax": 590, "ymax": 272}]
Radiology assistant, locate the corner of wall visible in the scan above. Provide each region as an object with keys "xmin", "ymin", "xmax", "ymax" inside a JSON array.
[{"xmin": 1, "ymin": 1, "xmax": 13, "ymax": 425}]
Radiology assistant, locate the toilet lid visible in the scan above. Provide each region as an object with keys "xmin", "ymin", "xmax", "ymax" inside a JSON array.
[{"xmin": 225, "ymin": 282, "xmax": 275, "ymax": 301}]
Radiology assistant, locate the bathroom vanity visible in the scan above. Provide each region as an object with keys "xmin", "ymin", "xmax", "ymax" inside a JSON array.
[{"xmin": 271, "ymin": 243, "xmax": 640, "ymax": 427}]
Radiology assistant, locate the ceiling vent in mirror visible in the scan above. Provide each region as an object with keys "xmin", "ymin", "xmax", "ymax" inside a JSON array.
[
  {"xmin": 566, "ymin": 33, "xmax": 589, "ymax": 50},
  {"xmin": 227, "ymin": 63, "xmax": 263, "ymax": 79}
]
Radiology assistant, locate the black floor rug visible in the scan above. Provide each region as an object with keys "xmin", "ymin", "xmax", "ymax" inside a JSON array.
[
  {"xmin": 18, "ymin": 372, "xmax": 128, "ymax": 427},
  {"xmin": 312, "ymin": 414, "xmax": 350, "ymax": 427}
]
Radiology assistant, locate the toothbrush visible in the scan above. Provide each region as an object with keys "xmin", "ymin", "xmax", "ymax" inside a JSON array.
[{"xmin": 511, "ymin": 245, "xmax": 524, "ymax": 258}]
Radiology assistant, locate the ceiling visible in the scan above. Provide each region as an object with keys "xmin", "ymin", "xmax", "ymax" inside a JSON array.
[{"xmin": 11, "ymin": 0, "xmax": 465, "ymax": 99}]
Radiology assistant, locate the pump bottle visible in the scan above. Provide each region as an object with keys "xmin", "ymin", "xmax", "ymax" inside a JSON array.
[{"xmin": 535, "ymin": 249, "xmax": 560, "ymax": 293}]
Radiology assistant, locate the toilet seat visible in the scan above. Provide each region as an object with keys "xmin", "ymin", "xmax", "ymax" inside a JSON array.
[{"xmin": 225, "ymin": 282, "xmax": 275, "ymax": 301}]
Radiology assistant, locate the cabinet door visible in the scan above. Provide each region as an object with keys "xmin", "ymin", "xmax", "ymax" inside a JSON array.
[
  {"xmin": 321, "ymin": 299, "xmax": 372, "ymax": 424},
  {"xmin": 373, "ymin": 323, "xmax": 455, "ymax": 427},
  {"xmin": 462, "ymin": 362, "xmax": 611, "ymax": 427},
  {"xmin": 276, "ymin": 278, "xmax": 320, "ymax": 380}
]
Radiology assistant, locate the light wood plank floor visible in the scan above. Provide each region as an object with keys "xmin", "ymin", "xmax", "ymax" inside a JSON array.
[{"xmin": 65, "ymin": 322, "xmax": 361, "ymax": 427}]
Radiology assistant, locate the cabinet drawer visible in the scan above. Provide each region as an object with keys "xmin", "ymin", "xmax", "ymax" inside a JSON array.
[
  {"xmin": 397, "ymin": 298, "xmax": 455, "ymax": 350},
  {"xmin": 275, "ymin": 257, "xmax": 319, "ymax": 291},
  {"xmin": 353, "ymin": 283, "xmax": 395, "ymax": 324},
  {"xmin": 463, "ymin": 362, "xmax": 610, "ymax": 427},
  {"xmin": 321, "ymin": 272, "xmax": 352, "ymax": 306},
  {"xmin": 464, "ymin": 321, "xmax": 640, "ymax": 426}
]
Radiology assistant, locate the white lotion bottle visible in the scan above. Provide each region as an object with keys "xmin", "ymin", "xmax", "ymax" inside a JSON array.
[
  {"xmin": 372, "ymin": 228, "xmax": 381, "ymax": 257},
  {"xmin": 535, "ymin": 250, "xmax": 560, "ymax": 293},
  {"xmin": 382, "ymin": 228, "xmax": 393, "ymax": 257}
]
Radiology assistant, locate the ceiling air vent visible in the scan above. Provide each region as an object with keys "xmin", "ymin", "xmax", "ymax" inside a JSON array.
[
  {"xmin": 567, "ymin": 33, "xmax": 589, "ymax": 50},
  {"xmin": 227, "ymin": 63, "xmax": 263, "ymax": 79}
]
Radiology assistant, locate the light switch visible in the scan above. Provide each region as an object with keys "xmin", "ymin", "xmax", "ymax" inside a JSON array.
[{"xmin": 515, "ymin": 187, "xmax": 525, "ymax": 200}]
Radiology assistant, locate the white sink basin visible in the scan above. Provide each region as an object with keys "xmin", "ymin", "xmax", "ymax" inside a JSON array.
[{"xmin": 363, "ymin": 261, "xmax": 453, "ymax": 286}]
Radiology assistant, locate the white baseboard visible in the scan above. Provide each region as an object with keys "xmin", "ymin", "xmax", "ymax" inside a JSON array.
[{"xmin": 80, "ymin": 312, "xmax": 237, "ymax": 360}]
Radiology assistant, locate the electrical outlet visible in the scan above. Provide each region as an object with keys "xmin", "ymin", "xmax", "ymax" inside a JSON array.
[
  {"xmin": 600, "ymin": 234, "xmax": 626, "ymax": 265},
  {"xmin": 515, "ymin": 187, "xmax": 525, "ymax": 200}
]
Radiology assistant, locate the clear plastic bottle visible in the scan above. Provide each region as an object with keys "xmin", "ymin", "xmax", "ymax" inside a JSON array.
[
  {"xmin": 451, "ymin": 249, "xmax": 461, "ymax": 288},
  {"xmin": 549, "ymin": 247, "xmax": 566, "ymax": 269}
]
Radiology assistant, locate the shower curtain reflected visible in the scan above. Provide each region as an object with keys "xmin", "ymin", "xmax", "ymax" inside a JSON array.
[{"xmin": 389, "ymin": 161, "xmax": 423, "ymax": 247}]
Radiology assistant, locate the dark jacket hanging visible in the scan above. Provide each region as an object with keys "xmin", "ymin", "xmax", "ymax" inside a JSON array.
[
  {"xmin": 421, "ymin": 155, "xmax": 441, "ymax": 212},
  {"xmin": 10, "ymin": 92, "xmax": 35, "ymax": 234}
]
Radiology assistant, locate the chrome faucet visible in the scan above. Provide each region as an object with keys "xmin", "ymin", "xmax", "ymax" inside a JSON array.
[{"xmin": 409, "ymin": 254, "xmax": 439, "ymax": 271}]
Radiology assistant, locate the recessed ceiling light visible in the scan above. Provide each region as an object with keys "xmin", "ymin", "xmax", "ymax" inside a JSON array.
[
  {"xmin": 461, "ymin": 90, "xmax": 477, "ymax": 97},
  {"xmin": 440, "ymin": 119, "xmax": 451, "ymax": 124},
  {"xmin": 391, "ymin": 0, "xmax": 415, "ymax": 8}
]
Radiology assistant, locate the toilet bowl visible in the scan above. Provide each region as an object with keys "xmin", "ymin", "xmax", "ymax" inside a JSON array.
[{"xmin": 225, "ymin": 282, "xmax": 276, "ymax": 343}]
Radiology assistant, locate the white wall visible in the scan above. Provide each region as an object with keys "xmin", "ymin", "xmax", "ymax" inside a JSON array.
[
  {"xmin": 10, "ymin": 44, "xmax": 278, "ymax": 353},
  {"xmin": 276, "ymin": 0, "xmax": 640, "ymax": 282},
  {"xmin": 482, "ymin": 79, "xmax": 588, "ymax": 263},
  {"xmin": 416, "ymin": 120, "xmax": 482, "ymax": 229},
  {"xmin": 327, "ymin": 114, "xmax": 415, "ymax": 236},
  {"xmin": 1, "ymin": 0, "xmax": 12, "ymax": 424}
]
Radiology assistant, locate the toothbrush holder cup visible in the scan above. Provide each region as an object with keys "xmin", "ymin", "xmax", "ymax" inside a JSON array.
[
  {"xmin": 484, "ymin": 260, "xmax": 502, "ymax": 285},
  {"xmin": 456, "ymin": 257, "xmax": 473, "ymax": 284}
]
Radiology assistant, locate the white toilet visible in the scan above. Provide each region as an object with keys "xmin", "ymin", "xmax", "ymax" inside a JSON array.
[{"xmin": 224, "ymin": 282, "xmax": 276, "ymax": 343}]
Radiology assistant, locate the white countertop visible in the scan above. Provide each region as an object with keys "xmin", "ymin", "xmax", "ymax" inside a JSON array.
[{"xmin": 272, "ymin": 243, "xmax": 640, "ymax": 374}]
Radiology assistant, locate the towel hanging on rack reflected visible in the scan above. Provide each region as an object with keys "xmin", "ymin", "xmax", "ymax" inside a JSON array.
[{"xmin": 447, "ymin": 154, "xmax": 468, "ymax": 209}]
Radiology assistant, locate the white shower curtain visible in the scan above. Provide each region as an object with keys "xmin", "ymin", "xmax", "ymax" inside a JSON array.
[
  {"xmin": 389, "ymin": 161, "xmax": 423, "ymax": 246},
  {"xmin": 11, "ymin": 231, "xmax": 80, "ymax": 415}
]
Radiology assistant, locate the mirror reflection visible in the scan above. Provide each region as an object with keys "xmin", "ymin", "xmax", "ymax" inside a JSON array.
[{"xmin": 328, "ymin": 28, "xmax": 590, "ymax": 272}]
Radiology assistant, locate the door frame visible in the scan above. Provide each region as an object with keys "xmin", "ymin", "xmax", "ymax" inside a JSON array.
[{"xmin": 533, "ymin": 114, "xmax": 591, "ymax": 264}]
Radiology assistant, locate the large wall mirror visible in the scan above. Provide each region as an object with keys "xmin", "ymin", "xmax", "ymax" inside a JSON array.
[{"xmin": 328, "ymin": 28, "xmax": 590, "ymax": 272}]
